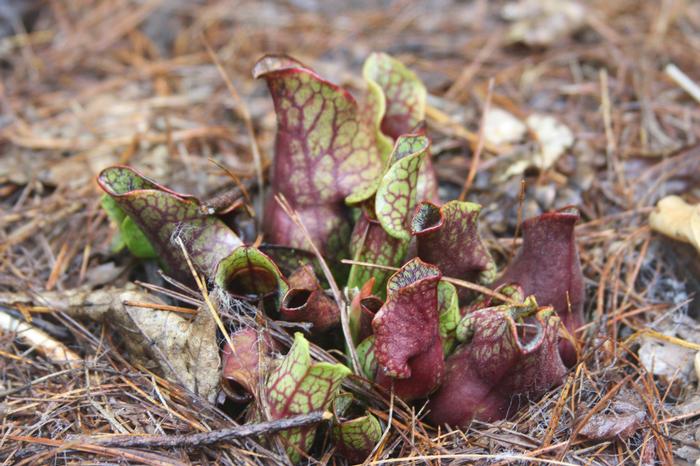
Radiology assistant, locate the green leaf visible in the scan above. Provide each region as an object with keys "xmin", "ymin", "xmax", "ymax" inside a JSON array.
[
  {"xmin": 265, "ymin": 333, "xmax": 351, "ymax": 463},
  {"xmin": 121, "ymin": 217, "xmax": 157, "ymax": 259},
  {"xmin": 356, "ymin": 336, "xmax": 377, "ymax": 381},
  {"xmin": 332, "ymin": 412, "xmax": 383, "ymax": 463},
  {"xmin": 101, "ymin": 194, "xmax": 156, "ymax": 258},
  {"xmin": 347, "ymin": 135, "xmax": 430, "ymax": 294},
  {"xmin": 347, "ymin": 209, "xmax": 409, "ymax": 297},
  {"xmin": 363, "ymin": 52, "xmax": 426, "ymax": 141},
  {"xmin": 363, "ymin": 52, "xmax": 438, "ymax": 203},
  {"xmin": 437, "ymin": 280, "xmax": 460, "ymax": 355},
  {"xmin": 375, "ymin": 134, "xmax": 430, "ymax": 240}
]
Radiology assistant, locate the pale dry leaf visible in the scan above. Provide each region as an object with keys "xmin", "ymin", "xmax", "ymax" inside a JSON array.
[
  {"xmin": 579, "ymin": 400, "xmax": 645, "ymax": 441},
  {"xmin": 639, "ymin": 339, "xmax": 695, "ymax": 383},
  {"xmin": 638, "ymin": 314, "xmax": 700, "ymax": 384},
  {"xmin": 502, "ymin": 0, "xmax": 586, "ymax": 47},
  {"xmin": 0, "ymin": 287, "xmax": 220, "ymax": 402},
  {"xmin": 501, "ymin": 113, "xmax": 574, "ymax": 179},
  {"xmin": 483, "ymin": 107, "xmax": 527, "ymax": 146},
  {"xmin": 527, "ymin": 114, "xmax": 574, "ymax": 170},
  {"xmin": 649, "ymin": 195, "xmax": 700, "ymax": 254}
]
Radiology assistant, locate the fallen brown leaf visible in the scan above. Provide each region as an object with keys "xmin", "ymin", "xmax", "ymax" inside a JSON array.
[{"xmin": 650, "ymin": 195, "xmax": 700, "ymax": 255}]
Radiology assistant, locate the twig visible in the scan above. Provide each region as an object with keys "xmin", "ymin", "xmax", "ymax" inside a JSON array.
[
  {"xmin": 365, "ymin": 454, "xmax": 578, "ymax": 465},
  {"xmin": 459, "ymin": 78, "xmax": 494, "ymax": 201},
  {"xmin": 174, "ymin": 237, "xmax": 236, "ymax": 358},
  {"xmin": 0, "ymin": 310, "xmax": 81, "ymax": 364},
  {"xmin": 274, "ymin": 194, "xmax": 361, "ymax": 373},
  {"xmin": 557, "ymin": 374, "xmax": 633, "ymax": 460},
  {"xmin": 665, "ymin": 63, "xmax": 700, "ymax": 104},
  {"xmin": 0, "ymin": 368, "xmax": 75, "ymax": 398},
  {"xmin": 80, "ymin": 411, "xmax": 331, "ymax": 448},
  {"xmin": 122, "ymin": 300, "xmax": 198, "ymax": 315},
  {"xmin": 202, "ymin": 36, "xmax": 265, "ymax": 225},
  {"xmin": 341, "ymin": 259, "xmax": 516, "ymax": 304}
]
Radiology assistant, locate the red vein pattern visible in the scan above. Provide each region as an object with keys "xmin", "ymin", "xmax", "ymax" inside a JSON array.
[
  {"xmin": 98, "ymin": 166, "xmax": 242, "ymax": 284},
  {"xmin": 412, "ymin": 200, "xmax": 496, "ymax": 298},
  {"xmin": 428, "ymin": 304, "xmax": 566, "ymax": 426},
  {"xmin": 372, "ymin": 258, "xmax": 444, "ymax": 400},
  {"xmin": 255, "ymin": 55, "xmax": 384, "ymax": 261}
]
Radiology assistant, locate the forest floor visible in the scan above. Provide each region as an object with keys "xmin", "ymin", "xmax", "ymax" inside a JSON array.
[{"xmin": 2, "ymin": 0, "xmax": 700, "ymax": 464}]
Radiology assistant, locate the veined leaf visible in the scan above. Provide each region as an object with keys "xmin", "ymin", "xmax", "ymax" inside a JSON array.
[
  {"xmin": 437, "ymin": 280, "xmax": 460, "ymax": 355},
  {"xmin": 428, "ymin": 300, "xmax": 566, "ymax": 426},
  {"xmin": 363, "ymin": 52, "xmax": 438, "ymax": 202},
  {"xmin": 347, "ymin": 135, "xmax": 430, "ymax": 295},
  {"xmin": 265, "ymin": 332, "xmax": 351, "ymax": 462},
  {"xmin": 412, "ymin": 200, "xmax": 496, "ymax": 295},
  {"xmin": 280, "ymin": 265, "xmax": 340, "ymax": 333},
  {"xmin": 372, "ymin": 258, "xmax": 444, "ymax": 400},
  {"xmin": 97, "ymin": 166, "xmax": 242, "ymax": 284},
  {"xmin": 215, "ymin": 246, "xmax": 288, "ymax": 304},
  {"xmin": 254, "ymin": 55, "xmax": 384, "ymax": 261},
  {"xmin": 101, "ymin": 194, "xmax": 156, "ymax": 257},
  {"xmin": 332, "ymin": 411, "xmax": 382, "ymax": 463}
]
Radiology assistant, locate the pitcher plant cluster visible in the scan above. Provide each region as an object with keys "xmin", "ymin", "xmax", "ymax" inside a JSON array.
[{"xmin": 98, "ymin": 53, "xmax": 585, "ymax": 462}]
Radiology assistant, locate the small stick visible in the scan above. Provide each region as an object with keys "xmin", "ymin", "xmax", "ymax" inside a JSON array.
[
  {"xmin": 202, "ymin": 36, "xmax": 265, "ymax": 225},
  {"xmin": 174, "ymin": 237, "xmax": 237, "ymax": 359},
  {"xmin": 511, "ymin": 178, "xmax": 526, "ymax": 260},
  {"xmin": 459, "ymin": 78, "xmax": 494, "ymax": 201},
  {"xmin": 665, "ymin": 63, "xmax": 700, "ymax": 104},
  {"xmin": 275, "ymin": 194, "xmax": 361, "ymax": 373},
  {"xmin": 81, "ymin": 411, "xmax": 331, "ymax": 448},
  {"xmin": 122, "ymin": 300, "xmax": 198, "ymax": 315},
  {"xmin": 0, "ymin": 311, "xmax": 81, "ymax": 364},
  {"xmin": 341, "ymin": 259, "xmax": 516, "ymax": 304}
]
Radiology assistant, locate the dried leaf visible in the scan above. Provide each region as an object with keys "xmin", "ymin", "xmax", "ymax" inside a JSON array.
[
  {"xmin": 29, "ymin": 287, "xmax": 221, "ymax": 402},
  {"xmin": 639, "ymin": 338, "xmax": 696, "ymax": 383},
  {"xmin": 650, "ymin": 195, "xmax": 700, "ymax": 255},
  {"xmin": 579, "ymin": 401, "xmax": 645, "ymax": 440},
  {"xmin": 503, "ymin": 0, "xmax": 586, "ymax": 47},
  {"xmin": 483, "ymin": 107, "xmax": 527, "ymax": 146},
  {"xmin": 502, "ymin": 114, "xmax": 574, "ymax": 178}
]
